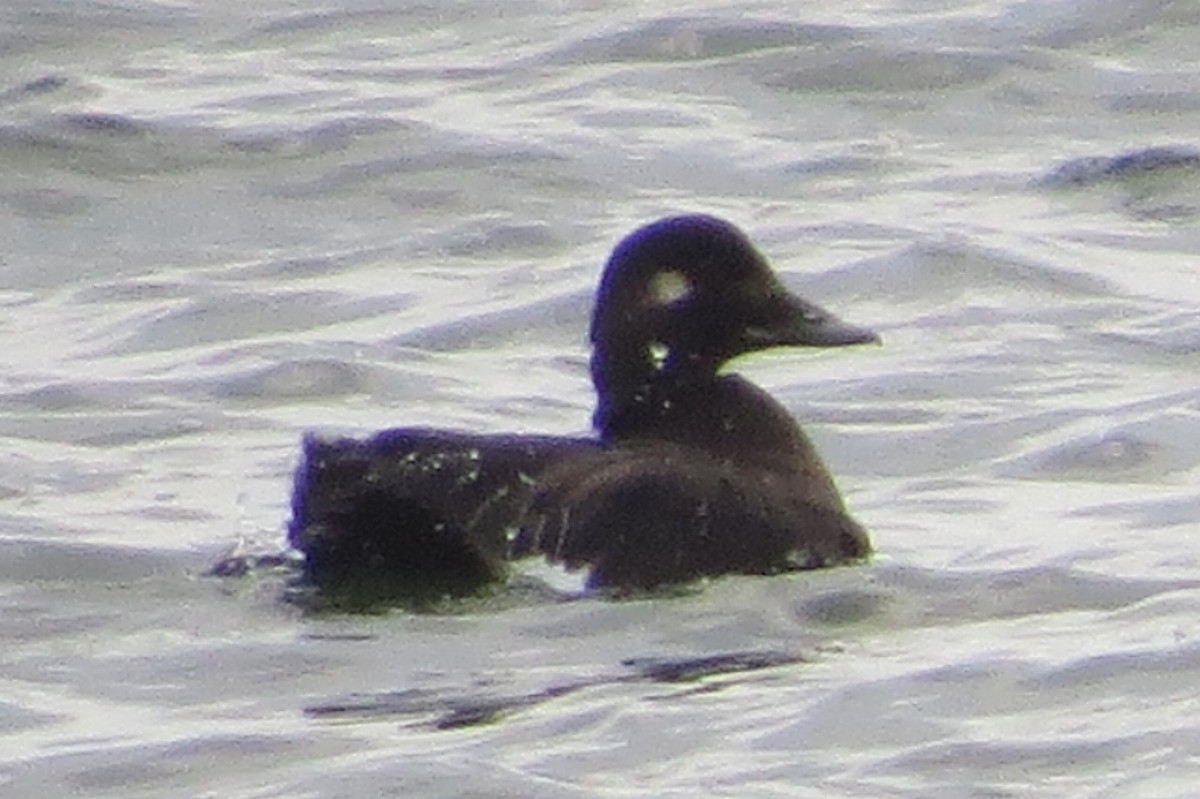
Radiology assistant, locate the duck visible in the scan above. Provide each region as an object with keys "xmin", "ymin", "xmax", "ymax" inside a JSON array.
[{"xmin": 289, "ymin": 214, "xmax": 878, "ymax": 603}]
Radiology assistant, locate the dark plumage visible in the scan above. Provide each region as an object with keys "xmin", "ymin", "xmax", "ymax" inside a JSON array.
[{"xmin": 289, "ymin": 214, "xmax": 878, "ymax": 602}]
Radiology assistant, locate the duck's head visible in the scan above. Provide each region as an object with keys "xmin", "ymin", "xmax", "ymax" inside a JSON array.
[{"xmin": 589, "ymin": 214, "xmax": 878, "ymax": 405}]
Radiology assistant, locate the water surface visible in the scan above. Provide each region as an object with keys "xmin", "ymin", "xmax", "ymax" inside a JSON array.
[{"xmin": 3, "ymin": 1, "xmax": 1200, "ymax": 797}]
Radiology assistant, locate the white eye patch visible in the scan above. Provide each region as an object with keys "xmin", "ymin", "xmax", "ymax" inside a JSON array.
[{"xmin": 649, "ymin": 270, "xmax": 691, "ymax": 305}]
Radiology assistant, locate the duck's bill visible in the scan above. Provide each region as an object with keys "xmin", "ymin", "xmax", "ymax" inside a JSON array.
[{"xmin": 744, "ymin": 291, "xmax": 880, "ymax": 349}]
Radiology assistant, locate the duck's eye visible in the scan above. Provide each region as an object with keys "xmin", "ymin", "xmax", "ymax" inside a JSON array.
[{"xmin": 649, "ymin": 270, "xmax": 690, "ymax": 306}]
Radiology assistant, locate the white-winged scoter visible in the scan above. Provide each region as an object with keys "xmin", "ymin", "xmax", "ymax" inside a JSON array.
[{"xmin": 289, "ymin": 214, "xmax": 878, "ymax": 602}]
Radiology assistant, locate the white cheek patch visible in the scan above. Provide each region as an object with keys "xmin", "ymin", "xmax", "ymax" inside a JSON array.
[
  {"xmin": 650, "ymin": 341, "xmax": 669, "ymax": 369},
  {"xmin": 649, "ymin": 270, "xmax": 691, "ymax": 306}
]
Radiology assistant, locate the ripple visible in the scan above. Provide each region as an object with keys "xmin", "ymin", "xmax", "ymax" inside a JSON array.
[
  {"xmin": 215, "ymin": 359, "xmax": 369, "ymax": 401},
  {"xmin": 543, "ymin": 16, "xmax": 860, "ymax": 65},
  {"xmin": 748, "ymin": 44, "xmax": 1020, "ymax": 94},
  {"xmin": 808, "ymin": 238, "xmax": 1114, "ymax": 304},
  {"xmin": 98, "ymin": 291, "xmax": 411, "ymax": 355},
  {"xmin": 999, "ymin": 414, "xmax": 1200, "ymax": 482},
  {"xmin": 1041, "ymin": 146, "xmax": 1200, "ymax": 187}
]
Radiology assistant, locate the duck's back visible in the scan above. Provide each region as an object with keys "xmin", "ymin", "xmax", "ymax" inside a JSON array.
[
  {"xmin": 513, "ymin": 444, "xmax": 869, "ymax": 590},
  {"xmin": 289, "ymin": 429, "xmax": 598, "ymax": 599},
  {"xmin": 514, "ymin": 374, "xmax": 869, "ymax": 589}
]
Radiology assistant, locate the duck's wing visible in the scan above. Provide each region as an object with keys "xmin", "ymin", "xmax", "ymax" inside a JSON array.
[
  {"xmin": 289, "ymin": 428, "xmax": 599, "ymax": 601},
  {"xmin": 513, "ymin": 446, "xmax": 870, "ymax": 591}
]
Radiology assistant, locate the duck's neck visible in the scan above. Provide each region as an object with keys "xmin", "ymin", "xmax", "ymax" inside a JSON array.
[
  {"xmin": 591, "ymin": 345, "xmax": 836, "ymax": 489},
  {"xmin": 591, "ymin": 338, "xmax": 653, "ymax": 433},
  {"xmin": 590, "ymin": 334, "xmax": 726, "ymax": 430}
]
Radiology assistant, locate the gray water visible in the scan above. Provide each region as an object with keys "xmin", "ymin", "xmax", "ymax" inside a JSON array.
[{"xmin": 3, "ymin": 0, "xmax": 1200, "ymax": 796}]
